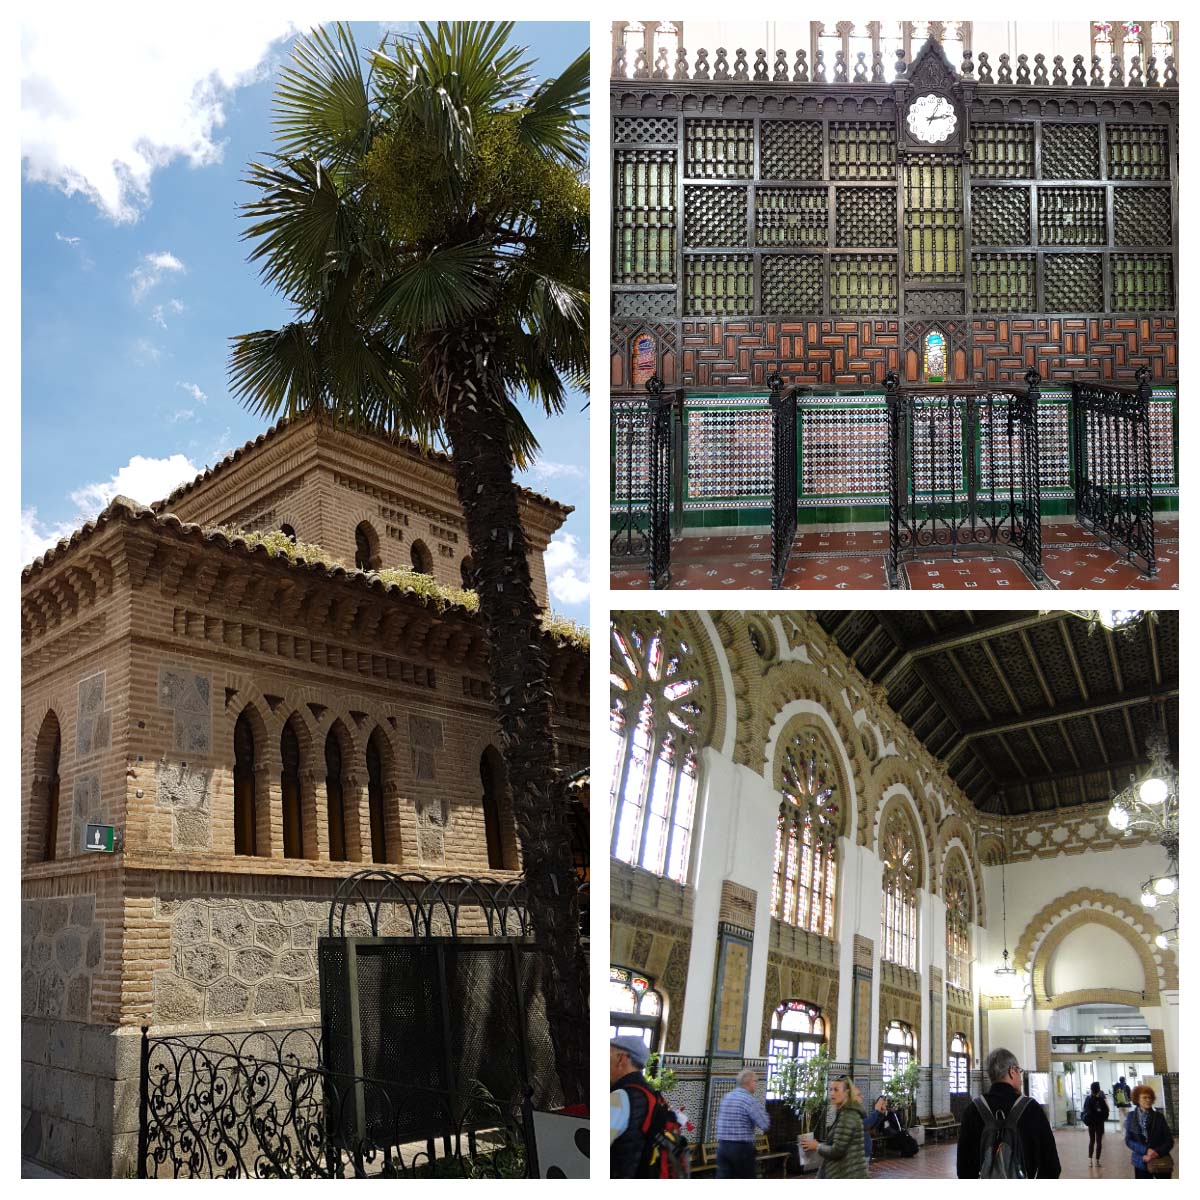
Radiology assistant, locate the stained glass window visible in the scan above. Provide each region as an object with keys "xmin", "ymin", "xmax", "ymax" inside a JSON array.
[
  {"xmin": 610, "ymin": 964, "xmax": 664, "ymax": 1054},
  {"xmin": 808, "ymin": 21, "xmax": 972, "ymax": 78},
  {"xmin": 610, "ymin": 619, "xmax": 703, "ymax": 884},
  {"xmin": 1091, "ymin": 20, "xmax": 1177, "ymax": 71},
  {"xmin": 767, "ymin": 1000, "xmax": 827, "ymax": 1096},
  {"xmin": 945, "ymin": 855, "xmax": 973, "ymax": 991},
  {"xmin": 880, "ymin": 806, "xmax": 920, "ymax": 970},
  {"xmin": 772, "ymin": 730, "xmax": 840, "ymax": 938}
]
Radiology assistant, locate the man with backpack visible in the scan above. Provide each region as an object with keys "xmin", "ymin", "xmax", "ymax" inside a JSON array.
[
  {"xmin": 610, "ymin": 1035, "xmax": 691, "ymax": 1178},
  {"xmin": 956, "ymin": 1048, "xmax": 1061, "ymax": 1179},
  {"xmin": 1113, "ymin": 1076, "xmax": 1132, "ymax": 1124}
]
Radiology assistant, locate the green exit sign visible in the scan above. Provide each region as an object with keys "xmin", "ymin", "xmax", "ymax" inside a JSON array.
[{"xmin": 84, "ymin": 824, "xmax": 115, "ymax": 853}]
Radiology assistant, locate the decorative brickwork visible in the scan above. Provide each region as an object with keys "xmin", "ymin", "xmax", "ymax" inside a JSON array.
[
  {"xmin": 718, "ymin": 880, "xmax": 757, "ymax": 929},
  {"xmin": 760, "ymin": 938, "xmax": 840, "ymax": 1057},
  {"xmin": 1035, "ymin": 1029, "xmax": 1051, "ymax": 1073}
]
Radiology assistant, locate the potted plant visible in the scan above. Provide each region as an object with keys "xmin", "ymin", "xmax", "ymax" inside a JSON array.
[
  {"xmin": 644, "ymin": 1052, "xmax": 678, "ymax": 1096},
  {"xmin": 772, "ymin": 1048, "xmax": 831, "ymax": 1169},
  {"xmin": 883, "ymin": 1060, "xmax": 921, "ymax": 1133}
]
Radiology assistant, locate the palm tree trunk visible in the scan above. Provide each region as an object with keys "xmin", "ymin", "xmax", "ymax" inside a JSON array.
[{"xmin": 423, "ymin": 322, "xmax": 588, "ymax": 1107}]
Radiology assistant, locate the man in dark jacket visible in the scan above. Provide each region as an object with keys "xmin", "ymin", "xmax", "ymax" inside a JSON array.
[
  {"xmin": 956, "ymin": 1048, "xmax": 1061, "ymax": 1178},
  {"xmin": 610, "ymin": 1035, "xmax": 662, "ymax": 1177}
]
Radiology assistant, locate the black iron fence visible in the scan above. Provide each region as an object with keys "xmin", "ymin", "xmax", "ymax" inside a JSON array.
[
  {"xmin": 769, "ymin": 375, "xmax": 800, "ymax": 589},
  {"xmin": 886, "ymin": 371, "xmax": 1043, "ymax": 586},
  {"xmin": 1071, "ymin": 366, "xmax": 1157, "ymax": 576},
  {"xmin": 137, "ymin": 1024, "xmax": 536, "ymax": 1178},
  {"xmin": 610, "ymin": 395, "xmax": 652, "ymax": 560},
  {"xmin": 647, "ymin": 377, "xmax": 676, "ymax": 588}
]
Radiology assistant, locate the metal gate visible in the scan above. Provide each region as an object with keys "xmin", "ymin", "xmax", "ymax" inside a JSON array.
[
  {"xmin": 887, "ymin": 370, "xmax": 1043, "ymax": 587},
  {"xmin": 646, "ymin": 377, "xmax": 676, "ymax": 589},
  {"xmin": 769, "ymin": 374, "xmax": 799, "ymax": 589},
  {"xmin": 1071, "ymin": 366, "xmax": 1157, "ymax": 577}
]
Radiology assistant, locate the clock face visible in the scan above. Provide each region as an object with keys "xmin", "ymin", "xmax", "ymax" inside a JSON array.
[{"xmin": 906, "ymin": 93, "xmax": 958, "ymax": 144}]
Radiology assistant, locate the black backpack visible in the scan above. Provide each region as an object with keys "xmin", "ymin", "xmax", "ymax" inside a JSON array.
[
  {"xmin": 624, "ymin": 1083, "xmax": 691, "ymax": 1179},
  {"xmin": 974, "ymin": 1094, "xmax": 1032, "ymax": 1179}
]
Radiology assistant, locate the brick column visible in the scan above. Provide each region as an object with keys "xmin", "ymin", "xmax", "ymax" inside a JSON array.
[
  {"xmin": 299, "ymin": 767, "xmax": 324, "ymax": 860},
  {"xmin": 255, "ymin": 757, "xmax": 278, "ymax": 857}
]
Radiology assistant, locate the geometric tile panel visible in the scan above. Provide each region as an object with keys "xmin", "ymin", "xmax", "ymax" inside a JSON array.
[
  {"xmin": 686, "ymin": 407, "xmax": 773, "ymax": 498},
  {"xmin": 800, "ymin": 408, "xmax": 889, "ymax": 496}
]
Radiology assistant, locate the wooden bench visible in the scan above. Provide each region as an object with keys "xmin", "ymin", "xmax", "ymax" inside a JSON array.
[
  {"xmin": 755, "ymin": 1133, "xmax": 791, "ymax": 1177},
  {"xmin": 690, "ymin": 1143, "xmax": 718, "ymax": 1176},
  {"xmin": 923, "ymin": 1118, "xmax": 960, "ymax": 1144}
]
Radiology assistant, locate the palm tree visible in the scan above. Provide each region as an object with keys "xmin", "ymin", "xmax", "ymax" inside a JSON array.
[{"xmin": 227, "ymin": 21, "xmax": 589, "ymax": 1104}]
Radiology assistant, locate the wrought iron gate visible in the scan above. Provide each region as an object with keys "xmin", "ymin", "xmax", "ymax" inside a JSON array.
[
  {"xmin": 610, "ymin": 395, "xmax": 651, "ymax": 560},
  {"xmin": 769, "ymin": 374, "xmax": 799, "ymax": 589},
  {"xmin": 646, "ymin": 377, "xmax": 676, "ymax": 588},
  {"xmin": 1071, "ymin": 366, "xmax": 1157, "ymax": 577},
  {"xmin": 886, "ymin": 370, "xmax": 1043, "ymax": 587}
]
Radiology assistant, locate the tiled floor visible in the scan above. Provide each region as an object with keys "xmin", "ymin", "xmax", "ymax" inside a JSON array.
[
  {"xmin": 611, "ymin": 520, "xmax": 1179, "ymax": 591},
  {"xmin": 869, "ymin": 1124, "xmax": 1169, "ymax": 1180}
]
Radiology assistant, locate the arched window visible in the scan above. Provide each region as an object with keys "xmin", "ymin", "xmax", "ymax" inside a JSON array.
[
  {"xmin": 460, "ymin": 556, "xmax": 476, "ymax": 590},
  {"xmin": 480, "ymin": 745, "xmax": 517, "ymax": 870},
  {"xmin": 949, "ymin": 1032, "xmax": 971, "ymax": 1095},
  {"xmin": 767, "ymin": 1000, "xmax": 827, "ymax": 1096},
  {"xmin": 280, "ymin": 524, "xmax": 297, "ymax": 542},
  {"xmin": 410, "ymin": 540, "xmax": 433, "ymax": 575},
  {"xmin": 610, "ymin": 619, "xmax": 703, "ymax": 885},
  {"xmin": 882, "ymin": 1019, "xmax": 917, "ymax": 1083},
  {"xmin": 233, "ymin": 711, "xmax": 258, "ymax": 856},
  {"xmin": 945, "ymin": 854, "xmax": 973, "ymax": 991},
  {"xmin": 325, "ymin": 728, "xmax": 347, "ymax": 862},
  {"xmin": 366, "ymin": 729, "xmax": 388, "ymax": 863},
  {"xmin": 773, "ymin": 730, "xmax": 840, "ymax": 938},
  {"xmin": 31, "ymin": 712, "xmax": 62, "ymax": 863},
  {"xmin": 880, "ymin": 805, "xmax": 920, "ymax": 970},
  {"xmin": 355, "ymin": 522, "xmax": 379, "ymax": 571},
  {"xmin": 609, "ymin": 964, "xmax": 663, "ymax": 1056},
  {"xmin": 280, "ymin": 719, "xmax": 304, "ymax": 859}
]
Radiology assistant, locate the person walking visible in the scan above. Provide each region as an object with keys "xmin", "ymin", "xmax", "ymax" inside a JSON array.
[
  {"xmin": 1082, "ymin": 1081, "xmax": 1110, "ymax": 1165},
  {"xmin": 799, "ymin": 1075, "xmax": 869, "ymax": 1179},
  {"xmin": 609, "ymin": 1035, "xmax": 660, "ymax": 1178},
  {"xmin": 956, "ymin": 1048, "xmax": 1061, "ymax": 1178},
  {"xmin": 1124, "ymin": 1084, "xmax": 1174, "ymax": 1179},
  {"xmin": 714, "ymin": 1068, "xmax": 770, "ymax": 1178},
  {"xmin": 1113, "ymin": 1075, "xmax": 1133, "ymax": 1125}
]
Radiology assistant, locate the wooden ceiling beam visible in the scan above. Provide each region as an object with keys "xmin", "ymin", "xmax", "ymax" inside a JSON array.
[{"xmin": 958, "ymin": 687, "xmax": 1177, "ymax": 740}]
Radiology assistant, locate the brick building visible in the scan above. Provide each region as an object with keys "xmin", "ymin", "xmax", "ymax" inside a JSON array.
[{"xmin": 20, "ymin": 416, "xmax": 589, "ymax": 1177}]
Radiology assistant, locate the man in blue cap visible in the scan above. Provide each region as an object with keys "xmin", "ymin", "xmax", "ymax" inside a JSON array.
[{"xmin": 611, "ymin": 1035, "xmax": 658, "ymax": 1177}]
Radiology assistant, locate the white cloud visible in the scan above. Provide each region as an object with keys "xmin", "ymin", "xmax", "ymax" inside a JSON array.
[
  {"xmin": 527, "ymin": 460, "xmax": 584, "ymax": 483},
  {"xmin": 69, "ymin": 453, "xmax": 199, "ymax": 519},
  {"xmin": 23, "ymin": 452, "xmax": 199, "ymax": 565},
  {"xmin": 151, "ymin": 300, "xmax": 185, "ymax": 328},
  {"xmin": 178, "ymin": 381, "xmax": 207, "ymax": 404},
  {"xmin": 132, "ymin": 337, "xmax": 162, "ymax": 364},
  {"xmin": 543, "ymin": 531, "xmax": 590, "ymax": 606},
  {"xmin": 54, "ymin": 232, "xmax": 79, "ymax": 245},
  {"xmin": 169, "ymin": 409, "xmax": 196, "ymax": 424},
  {"xmin": 131, "ymin": 250, "xmax": 185, "ymax": 301},
  {"xmin": 22, "ymin": 12, "xmax": 334, "ymax": 222}
]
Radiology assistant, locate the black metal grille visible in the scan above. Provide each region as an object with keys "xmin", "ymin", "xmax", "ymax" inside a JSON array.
[
  {"xmin": 613, "ymin": 115, "xmax": 677, "ymax": 144},
  {"xmin": 648, "ymin": 381, "xmax": 675, "ymax": 588},
  {"xmin": 611, "ymin": 394, "xmax": 651, "ymax": 558},
  {"xmin": 613, "ymin": 149, "xmax": 676, "ymax": 285},
  {"xmin": 684, "ymin": 253, "xmax": 754, "ymax": 315},
  {"xmin": 1041, "ymin": 123, "xmax": 1100, "ymax": 178},
  {"xmin": 761, "ymin": 254, "xmax": 824, "ymax": 312},
  {"xmin": 836, "ymin": 187, "xmax": 897, "ymax": 247},
  {"xmin": 1037, "ymin": 187, "xmax": 1106, "ymax": 245},
  {"xmin": 685, "ymin": 119, "xmax": 754, "ymax": 178},
  {"xmin": 831, "ymin": 254, "xmax": 898, "ymax": 314},
  {"xmin": 971, "ymin": 253, "xmax": 1036, "ymax": 313},
  {"xmin": 1043, "ymin": 254, "xmax": 1104, "ymax": 312},
  {"xmin": 1071, "ymin": 367, "xmax": 1157, "ymax": 576},
  {"xmin": 1113, "ymin": 187, "xmax": 1172, "ymax": 246},
  {"xmin": 756, "ymin": 187, "xmax": 828, "ymax": 247},
  {"xmin": 972, "ymin": 187, "xmax": 1030, "ymax": 246},
  {"xmin": 828, "ymin": 122, "xmax": 895, "ymax": 180},
  {"xmin": 886, "ymin": 372, "xmax": 1043, "ymax": 586},
  {"xmin": 760, "ymin": 120, "xmax": 823, "ymax": 181},
  {"xmin": 684, "ymin": 185, "xmax": 748, "ymax": 247},
  {"xmin": 770, "ymin": 377, "xmax": 799, "ymax": 588}
]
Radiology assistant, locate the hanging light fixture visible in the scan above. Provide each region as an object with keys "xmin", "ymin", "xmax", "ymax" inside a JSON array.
[
  {"xmin": 1108, "ymin": 723, "xmax": 1178, "ymax": 948},
  {"xmin": 994, "ymin": 827, "xmax": 1021, "ymax": 998},
  {"xmin": 1057, "ymin": 609, "xmax": 1151, "ymax": 638}
]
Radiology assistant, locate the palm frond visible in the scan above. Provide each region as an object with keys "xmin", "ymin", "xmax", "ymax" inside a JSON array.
[
  {"xmin": 371, "ymin": 242, "xmax": 496, "ymax": 331},
  {"xmin": 228, "ymin": 323, "xmax": 326, "ymax": 419},
  {"xmin": 515, "ymin": 49, "xmax": 589, "ymax": 165},
  {"xmin": 274, "ymin": 23, "xmax": 372, "ymax": 168}
]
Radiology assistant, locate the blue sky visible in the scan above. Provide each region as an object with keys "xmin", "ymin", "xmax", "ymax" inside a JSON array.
[{"xmin": 20, "ymin": 17, "xmax": 590, "ymax": 620}]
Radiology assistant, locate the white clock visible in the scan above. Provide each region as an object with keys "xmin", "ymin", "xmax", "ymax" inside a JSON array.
[{"xmin": 906, "ymin": 93, "xmax": 958, "ymax": 144}]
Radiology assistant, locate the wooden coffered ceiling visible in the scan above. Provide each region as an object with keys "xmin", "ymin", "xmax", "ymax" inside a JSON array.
[{"xmin": 815, "ymin": 610, "xmax": 1178, "ymax": 816}]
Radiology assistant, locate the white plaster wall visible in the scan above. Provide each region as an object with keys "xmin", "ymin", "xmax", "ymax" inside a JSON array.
[{"xmin": 1046, "ymin": 923, "xmax": 1144, "ymax": 995}]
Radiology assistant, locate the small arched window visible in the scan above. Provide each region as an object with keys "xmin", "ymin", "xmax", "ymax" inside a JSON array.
[
  {"xmin": 325, "ymin": 728, "xmax": 348, "ymax": 862},
  {"xmin": 366, "ymin": 729, "xmax": 387, "ymax": 863},
  {"xmin": 280, "ymin": 524, "xmax": 297, "ymax": 542},
  {"xmin": 280, "ymin": 719, "xmax": 304, "ymax": 859},
  {"xmin": 410, "ymin": 539, "xmax": 433, "ymax": 575},
  {"xmin": 609, "ymin": 964, "xmax": 663, "ymax": 1057},
  {"xmin": 233, "ymin": 711, "xmax": 258, "ymax": 856},
  {"xmin": 767, "ymin": 1000, "xmax": 827, "ymax": 1096},
  {"xmin": 882, "ymin": 1019, "xmax": 917, "ymax": 1084},
  {"xmin": 460, "ymin": 556, "xmax": 476, "ymax": 590},
  {"xmin": 950, "ymin": 1032, "xmax": 971, "ymax": 1095},
  {"xmin": 355, "ymin": 522, "xmax": 379, "ymax": 571},
  {"xmin": 480, "ymin": 745, "xmax": 517, "ymax": 870},
  {"xmin": 32, "ymin": 712, "xmax": 62, "ymax": 863}
]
